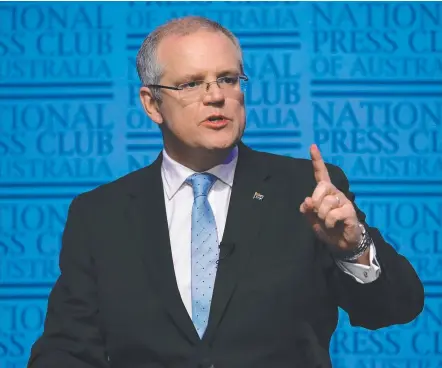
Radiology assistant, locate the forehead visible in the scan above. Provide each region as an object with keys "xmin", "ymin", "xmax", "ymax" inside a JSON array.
[{"xmin": 157, "ymin": 30, "xmax": 241, "ymax": 80}]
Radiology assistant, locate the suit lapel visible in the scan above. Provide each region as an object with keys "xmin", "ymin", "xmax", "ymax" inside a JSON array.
[
  {"xmin": 204, "ymin": 143, "xmax": 272, "ymax": 343},
  {"xmin": 125, "ymin": 153, "xmax": 200, "ymax": 345},
  {"xmin": 123, "ymin": 143, "xmax": 274, "ymax": 345}
]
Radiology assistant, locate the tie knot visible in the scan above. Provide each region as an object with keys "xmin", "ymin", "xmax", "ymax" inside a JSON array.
[{"xmin": 186, "ymin": 173, "xmax": 217, "ymax": 198}]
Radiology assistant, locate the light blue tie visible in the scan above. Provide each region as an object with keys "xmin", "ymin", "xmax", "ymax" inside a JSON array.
[{"xmin": 186, "ymin": 172, "xmax": 219, "ymax": 338}]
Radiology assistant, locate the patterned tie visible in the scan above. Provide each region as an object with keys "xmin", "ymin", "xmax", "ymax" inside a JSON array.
[{"xmin": 186, "ymin": 172, "xmax": 219, "ymax": 338}]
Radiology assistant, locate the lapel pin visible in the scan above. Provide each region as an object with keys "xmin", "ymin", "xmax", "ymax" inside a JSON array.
[{"xmin": 253, "ymin": 192, "xmax": 264, "ymax": 201}]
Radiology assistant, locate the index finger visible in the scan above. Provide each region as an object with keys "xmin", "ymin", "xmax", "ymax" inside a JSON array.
[{"xmin": 310, "ymin": 144, "xmax": 331, "ymax": 183}]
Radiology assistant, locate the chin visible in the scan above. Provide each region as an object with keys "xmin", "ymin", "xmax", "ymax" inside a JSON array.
[
  {"xmin": 205, "ymin": 136, "xmax": 239, "ymax": 151},
  {"xmin": 206, "ymin": 129, "xmax": 241, "ymax": 149},
  {"xmin": 199, "ymin": 144, "xmax": 232, "ymax": 153}
]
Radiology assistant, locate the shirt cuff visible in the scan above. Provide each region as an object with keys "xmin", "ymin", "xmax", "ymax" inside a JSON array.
[{"xmin": 335, "ymin": 242, "xmax": 381, "ymax": 284}]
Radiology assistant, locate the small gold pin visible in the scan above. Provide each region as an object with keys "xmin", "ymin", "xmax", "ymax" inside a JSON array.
[{"xmin": 253, "ymin": 192, "xmax": 264, "ymax": 201}]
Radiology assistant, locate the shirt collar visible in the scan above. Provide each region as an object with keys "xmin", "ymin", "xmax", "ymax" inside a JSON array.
[{"xmin": 161, "ymin": 146, "xmax": 239, "ymax": 200}]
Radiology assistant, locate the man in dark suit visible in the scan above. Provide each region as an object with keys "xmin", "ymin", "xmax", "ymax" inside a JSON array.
[{"xmin": 28, "ymin": 16, "xmax": 424, "ymax": 368}]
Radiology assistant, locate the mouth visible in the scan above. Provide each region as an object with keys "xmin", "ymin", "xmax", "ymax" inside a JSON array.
[{"xmin": 201, "ymin": 114, "xmax": 230, "ymax": 128}]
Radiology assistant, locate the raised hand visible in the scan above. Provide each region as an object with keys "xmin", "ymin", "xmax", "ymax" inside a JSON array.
[{"xmin": 299, "ymin": 144, "xmax": 363, "ymax": 254}]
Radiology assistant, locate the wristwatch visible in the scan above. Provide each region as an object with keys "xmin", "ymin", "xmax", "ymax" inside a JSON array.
[{"xmin": 336, "ymin": 223, "xmax": 371, "ymax": 263}]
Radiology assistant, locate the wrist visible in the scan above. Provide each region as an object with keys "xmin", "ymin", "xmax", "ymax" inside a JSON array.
[
  {"xmin": 334, "ymin": 223, "xmax": 372, "ymax": 263},
  {"xmin": 355, "ymin": 247, "xmax": 370, "ymax": 265},
  {"xmin": 347, "ymin": 223, "xmax": 364, "ymax": 250}
]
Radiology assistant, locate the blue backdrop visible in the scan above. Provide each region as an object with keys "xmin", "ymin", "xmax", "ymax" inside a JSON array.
[{"xmin": 0, "ymin": 1, "xmax": 441, "ymax": 367}]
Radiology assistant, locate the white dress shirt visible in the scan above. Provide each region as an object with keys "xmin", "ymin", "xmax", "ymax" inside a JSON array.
[{"xmin": 161, "ymin": 147, "xmax": 380, "ymax": 318}]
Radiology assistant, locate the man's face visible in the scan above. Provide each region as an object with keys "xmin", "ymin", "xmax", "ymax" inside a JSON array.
[{"xmin": 154, "ymin": 30, "xmax": 246, "ymax": 152}]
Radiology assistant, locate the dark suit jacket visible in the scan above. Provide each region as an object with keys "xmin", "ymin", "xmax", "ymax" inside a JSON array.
[{"xmin": 28, "ymin": 143, "xmax": 424, "ymax": 368}]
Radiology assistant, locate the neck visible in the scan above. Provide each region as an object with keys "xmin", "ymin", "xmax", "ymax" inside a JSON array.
[{"xmin": 163, "ymin": 142, "xmax": 236, "ymax": 172}]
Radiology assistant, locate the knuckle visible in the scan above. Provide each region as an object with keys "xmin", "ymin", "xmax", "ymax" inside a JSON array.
[
  {"xmin": 325, "ymin": 195, "xmax": 336, "ymax": 206},
  {"xmin": 312, "ymin": 197, "xmax": 321, "ymax": 208},
  {"xmin": 344, "ymin": 203, "xmax": 355, "ymax": 213}
]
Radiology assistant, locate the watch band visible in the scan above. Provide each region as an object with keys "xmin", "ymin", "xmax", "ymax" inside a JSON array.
[{"xmin": 334, "ymin": 223, "xmax": 372, "ymax": 263}]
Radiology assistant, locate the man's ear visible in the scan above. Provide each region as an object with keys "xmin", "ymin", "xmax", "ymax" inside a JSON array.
[{"xmin": 139, "ymin": 87, "xmax": 163, "ymax": 125}]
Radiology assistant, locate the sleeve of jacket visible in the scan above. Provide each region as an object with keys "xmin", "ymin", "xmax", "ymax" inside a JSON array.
[
  {"xmin": 27, "ymin": 195, "xmax": 109, "ymax": 368},
  {"xmin": 324, "ymin": 164, "xmax": 425, "ymax": 330}
]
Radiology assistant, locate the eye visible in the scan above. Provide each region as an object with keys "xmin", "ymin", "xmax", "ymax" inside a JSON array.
[
  {"xmin": 219, "ymin": 76, "xmax": 238, "ymax": 84},
  {"xmin": 180, "ymin": 80, "xmax": 204, "ymax": 90}
]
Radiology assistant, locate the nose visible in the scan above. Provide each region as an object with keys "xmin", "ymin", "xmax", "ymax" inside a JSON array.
[{"xmin": 202, "ymin": 82, "xmax": 225, "ymax": 105}]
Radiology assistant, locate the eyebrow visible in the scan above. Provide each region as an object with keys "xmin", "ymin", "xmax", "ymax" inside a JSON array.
[
  {"xmin": 176, "ymin": 69, "xmax": 241, "ymax": 83},
  {"xmin": 176, "ymin": 73, "xmax": 205, "ymax": 83}
]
